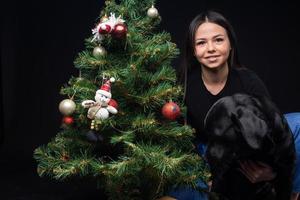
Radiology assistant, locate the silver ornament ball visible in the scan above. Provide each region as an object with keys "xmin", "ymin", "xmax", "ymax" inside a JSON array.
[
  {"xmin": 93, "ymin": 46, "xmax": 107, "ymax": 58},
  {"xmin": 59, "ymin": 99, "xmax": 76, "ymax": 116},
  {"xmin": 147, "ymin": 6, "xmax": 159, "ymax": 18}
]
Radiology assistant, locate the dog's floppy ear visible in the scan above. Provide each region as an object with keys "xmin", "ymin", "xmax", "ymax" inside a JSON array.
[
  {"xmin": 256, "ymin": 96, "xmax": 294, "ymax": 149},
  {"xmin": 231, "ymin": 110, "xmax": 269, "ymax": 149}
]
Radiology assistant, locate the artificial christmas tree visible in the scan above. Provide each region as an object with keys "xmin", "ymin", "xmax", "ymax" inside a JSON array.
[{"xmin": 34, "ymin": 0, "xmax": 210, "ymax": 199}]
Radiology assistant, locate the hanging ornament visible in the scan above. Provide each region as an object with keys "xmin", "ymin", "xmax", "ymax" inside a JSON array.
[
  {"xmin": 162, "ymin": 101, "xmax": 181, "ymax": 120},
  {"xmin": 82, "ymin": 77, "xmax": 118, "ymax": 121},
  {"xmin": 111, "ymin": 24, "xmax": 128, "ymax": 39},
  {"xmin": 147, "ymin": 5, "xmax": 159, "ymax": 18},
  {"xmin": 62, "ymin": 116, "xmax": 74, "ymax": 125},
  {"xmin": 92, "ymin": 13, "xmax": 125, "ymax": 42},
  {"xmin": 93, "ymin": 45, "xmax": 107, "ymax": 58},
  {"xmin": 86, "ymin": 130, "xmax": 104, "ymax": 142},
  {"xmin": 99, "ymin": 24, "xmax": 112, "ymax": 34},
  {"xmin": 59, "ymin": 99, "xmax": 76, "ymax": 116}
]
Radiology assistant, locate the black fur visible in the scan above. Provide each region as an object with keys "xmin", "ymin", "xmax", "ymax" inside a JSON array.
[{"xmin": 204, "ymin": 94, "xmax": 296, "ymax": 200}]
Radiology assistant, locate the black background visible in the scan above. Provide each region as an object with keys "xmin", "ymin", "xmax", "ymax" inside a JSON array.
[{"xmin": 1, "ymin": 0, "xmax": 300, "ymax": 199}]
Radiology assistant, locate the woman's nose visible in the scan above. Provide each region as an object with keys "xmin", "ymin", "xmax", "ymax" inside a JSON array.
[{"xmin": 207, "ymin": 41, "xmax": 216, "ymax": 52}]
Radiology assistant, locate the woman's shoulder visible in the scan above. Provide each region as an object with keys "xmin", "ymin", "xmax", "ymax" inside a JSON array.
[
  {"xmin": 232, "ymin": 67, "xmax": 265, "ymax": 84},
  {"xmin": 233, "ymin": 67, "xmax": 258, "ymax": 78},
  {"xmin": 232, "ymin": 67, "xmax": 271, "ymax": 98}
]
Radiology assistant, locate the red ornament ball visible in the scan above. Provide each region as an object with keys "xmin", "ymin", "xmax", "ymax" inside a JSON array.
[
  {"xmin": 112, "ymin": 24, "xmax": 127, "ymax": 38},
  {"xmin": 63, "ymin": 116, "xmax": 74, "ymax": 125},
  {"xmin": 108, "ymin": 99, "xmax": 118, "ymax": 109},
  {"xmin": 161, "ymin": 102, "xmax": 181, "ymax": 120},
  {"xmin": 99, "ymin": 24, "xmax": 112, "ymax": 34}
]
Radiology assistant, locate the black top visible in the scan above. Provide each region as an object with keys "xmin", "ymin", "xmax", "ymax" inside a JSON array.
[{"xmin": 185, "ymin": 67, "xmax": 270, "ymax": 142}]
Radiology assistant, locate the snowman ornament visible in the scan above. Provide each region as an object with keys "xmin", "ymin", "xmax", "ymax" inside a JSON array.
[{"xmin": 82, "ymin": 77, "xmax": 118, "ymax": 120}]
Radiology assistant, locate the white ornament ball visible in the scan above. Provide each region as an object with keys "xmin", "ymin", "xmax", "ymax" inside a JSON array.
[
  {"xmin": 93, "ymin": 46, "xmax": 107, "ymax": 58},
  {"xmin": 147, "ymin": 5, "xmax": 159, "ymax": 18},
  {"xmin": 59, "ymin": 99, "xmax": 76, "ymax": 116}
]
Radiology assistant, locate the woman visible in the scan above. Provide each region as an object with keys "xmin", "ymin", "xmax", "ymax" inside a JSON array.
[{"xmin": 160, "ymin": 10, "xmax": 298, "ymax": 200}]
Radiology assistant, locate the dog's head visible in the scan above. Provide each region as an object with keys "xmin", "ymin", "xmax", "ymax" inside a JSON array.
[{"xmin": 203, "ymin": 93, "xmax": 287, "ymax": 180}]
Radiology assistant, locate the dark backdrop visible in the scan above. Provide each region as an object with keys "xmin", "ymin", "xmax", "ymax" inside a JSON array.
[{"xmin": 1, "ymin": 0, "xmax": 300, "ymax": 199}]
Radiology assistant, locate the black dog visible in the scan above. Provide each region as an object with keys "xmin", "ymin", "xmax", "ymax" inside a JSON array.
[{"xmin": 204, "ymin": 94, "xmax": 296, "ymax": 200}]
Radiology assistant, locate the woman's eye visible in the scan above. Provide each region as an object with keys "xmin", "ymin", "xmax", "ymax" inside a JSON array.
[
  {"xmin": 196, "ymin": 41, "xmax": 206, "ymax": 46},
  {"xmin": 215, "ymin": 38, "xmax": 224, "ymax": 43}
]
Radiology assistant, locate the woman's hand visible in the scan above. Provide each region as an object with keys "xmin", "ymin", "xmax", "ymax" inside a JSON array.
[{"xmin": 238, "ymin": 160, "xmax": 277, "ymax": 183}]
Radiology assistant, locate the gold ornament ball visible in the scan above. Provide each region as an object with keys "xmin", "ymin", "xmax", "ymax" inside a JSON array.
[
  {"xmin": 93, "ymin": 46, "xmax": 107, "ymax": 58},
  {"xmin": 59, "ymin": 99, "xmax": 76, "ymax": 116},
  {"xmin": 147, "ymin": 5, "xmax": 159, "ymax": 18}
]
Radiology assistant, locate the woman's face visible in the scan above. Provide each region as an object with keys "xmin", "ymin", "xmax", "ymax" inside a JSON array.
[{"xmin": 194, "ymin": 22, "xmax": 231, "ymax": 70}]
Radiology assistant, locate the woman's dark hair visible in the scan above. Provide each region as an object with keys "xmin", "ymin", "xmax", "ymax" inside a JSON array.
[{"xmin": 180, "ymin": 10, "xmax": 241, "ymax": 100}]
